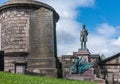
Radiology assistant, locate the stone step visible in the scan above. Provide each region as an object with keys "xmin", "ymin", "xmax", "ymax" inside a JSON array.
[
  {"xmin": 92, "ymin": 78, "xmax": 106, "ymax": 84},
  {"xmin": 66, "ymin": 74, "xmax": 97, "ymax": 82},
  {"xmin": 82, "ymin": 68, "xmax": 94, "ymax": 73},
  {"xmin": 66, "ymin": 74, "xmax": 106, "ymax": 84}
]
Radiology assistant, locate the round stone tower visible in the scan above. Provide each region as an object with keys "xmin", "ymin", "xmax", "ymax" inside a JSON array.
[{"xmin": 0, "ymin": 0, "xmax": 59, "ymax": 77}]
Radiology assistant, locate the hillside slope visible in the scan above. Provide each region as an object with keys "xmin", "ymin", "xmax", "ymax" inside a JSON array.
[{"xmin": 0, "ymin": 72, "xmax": 96, "ymax": 84}]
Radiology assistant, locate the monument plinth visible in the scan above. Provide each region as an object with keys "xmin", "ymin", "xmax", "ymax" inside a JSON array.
[
  {"xmin": 68, "ymin": 53, "xmax": 95, "ymax": 80},
  {"xmin": 67, "ymin": 68, "xmax": 95, "ymax": 80},
  {"xmin": 73, "ymin": 49, "xmax": 90, "ymax": 62}
]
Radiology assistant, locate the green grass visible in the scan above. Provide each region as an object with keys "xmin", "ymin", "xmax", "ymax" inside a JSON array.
[{"xmin": 0, "ymin": 72, "xmax": 96, "ymax": 84}]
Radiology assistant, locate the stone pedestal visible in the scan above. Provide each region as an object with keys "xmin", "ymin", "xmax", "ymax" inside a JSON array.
[
  {"xmin": 66, "ymin": 68, "xmax": 95, "ymax": 80},
  {"xmin": 66, "ymin": 49, "xmax": 106, "ymax": 84},
  {"xmin": 73, "ymin": 49, "xmax": 90, "ymax": 62},
  {"xmin": 67, "ymin": 49, "xmax": 95, "ymax": 79},
  {"xmin": 66, "ymin": 68, "xmax": 106, "ymax": 84}
]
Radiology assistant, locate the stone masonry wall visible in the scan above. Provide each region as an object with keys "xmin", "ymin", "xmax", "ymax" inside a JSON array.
[
  {"xmin": 0, "ymin": 7, "xmax": 32, "ymax": 72},
  {"xmin": 27, "ymin": 7, "xmax": 57, "ymax": 77},
  {"xmin": 4, "ymin": 56, "xmax": 27, "ymax": 72},
  {"xmin": 0, "ymin": 5, "xmax": 58, "ymax": 77},
  {"xmin": 0, "ymin": 7, "xmax": 30, "ymax": 53},
  {"xmin": 29, "ymin": 7, "xmax": 55, "ymax": 58}
]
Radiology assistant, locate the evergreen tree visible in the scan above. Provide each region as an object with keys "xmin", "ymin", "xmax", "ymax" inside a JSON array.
[{"xmin": 100, "ymin": 54, "xmax": 106, "ymax": 61}]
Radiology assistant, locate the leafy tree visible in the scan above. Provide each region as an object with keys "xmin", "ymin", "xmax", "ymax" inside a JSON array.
[{"xmin": 100, "ymin": 54, "xmax": 106, "ymax": 61}]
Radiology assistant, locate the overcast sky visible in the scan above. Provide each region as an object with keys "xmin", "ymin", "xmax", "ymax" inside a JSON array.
[{"xmin": 0, "ymin": 0, "xmax": 120, "ymax": 57}]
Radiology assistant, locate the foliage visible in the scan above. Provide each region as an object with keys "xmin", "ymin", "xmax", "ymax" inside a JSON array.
[
  {"xmin": 0, "ymin": 72, "xmax": 96, "ymax": 84},
  {"xmin": 100, "ymin": 54, "xmax": 106, "ymax": 61}
]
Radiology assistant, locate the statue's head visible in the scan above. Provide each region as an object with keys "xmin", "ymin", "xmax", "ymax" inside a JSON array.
[
  {"xmin": 76, "ymin": 57, "xmax": 79, "ymax": 60},
  {"xmin": 83, "ymin": 24, "xmax": 86, "ymax": 29}
]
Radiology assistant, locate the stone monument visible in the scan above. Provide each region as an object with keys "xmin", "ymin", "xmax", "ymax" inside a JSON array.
[
  {"xmin": 0, "ymin": 0, "xmax": 59, "ymax": 77},
  {"xmin": 66, "ymin": 25, "xmax": 95, "ymax": 80},
  {"xmin": 65, "ymin": 25, "xmax": 106, "ymax": 84}
]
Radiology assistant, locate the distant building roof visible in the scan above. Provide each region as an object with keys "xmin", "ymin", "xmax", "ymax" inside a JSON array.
[
  {"xmin": 90, "ymin": 54, "xmax": 100, "ymax": 57},
  {"xmin": 101, "ymin": 53, "xmax": 120, "ymax": 63}
]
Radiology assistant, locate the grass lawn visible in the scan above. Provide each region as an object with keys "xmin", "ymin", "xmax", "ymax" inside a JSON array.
[{"xmin": 0, "ymin": 72, "xmax": 96, "ymax": 84}]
